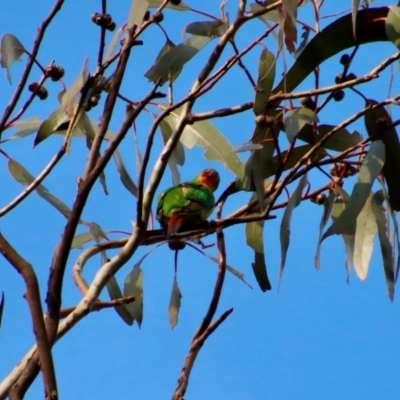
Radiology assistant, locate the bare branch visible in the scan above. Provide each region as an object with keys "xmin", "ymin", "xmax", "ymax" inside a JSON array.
[{"xmin": 0, "ymin": 232, "xmax": 58, "ymax": 400}]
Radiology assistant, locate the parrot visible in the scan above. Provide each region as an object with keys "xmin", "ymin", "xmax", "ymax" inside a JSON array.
[{"xmin": 156, "ymin": 168, "xmax": 220, "ymax": 250}]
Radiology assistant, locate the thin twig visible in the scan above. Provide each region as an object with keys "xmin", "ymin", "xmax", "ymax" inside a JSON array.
[{"xmin": 0, "ymin": 0, "xmax": 65, "ymax": 140}]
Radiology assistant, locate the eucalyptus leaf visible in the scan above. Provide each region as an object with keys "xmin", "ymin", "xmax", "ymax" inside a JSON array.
[
  {"xmin": 0, "ymin": 33, "xmax": 25, "ymax": 83},
  {"xmin": 315, "ymin": 190, "xmax": 335, "ymax": 270},
  {"xmin": 145, "ymin": 35, "xmax": 211, "ymax": 85},
  {"xmin": 323, "ymin": 141, "xmax": 385, "ymax": 239},
  {"xmin": 352, "ymin": 0, "xmax": 361, "ymax": 39},
  {"xmin": 246, "ymin": 220, "xmax": 271, "ymax": 291},
  {"xmin": 34, "ymin": 108, "xmax": 69, "ymax": 147},
  {"xmin": 364, "ymin": 99, "xmax": 400, "ymax": 211},
  {"xmin": 279, "ymin": 173, "xmax": 308, "ymax": 286},
  {"xmin": 128, "ymin": 0, "xmax": 149, "ymax": 28},
  {"xmin": 254, "ymin": 49, "xmax": 276, "ymax": 116},
  {"xmin": 185, "ymin": 20, "xmax": 227, "ymax": 38},
  {"xmin": 7, "ymin": 158, "xmax": 79, "ymax": 221},
  {"xmin": 385, "ymin": 6, "xmax": 400, "ymax": 49},
  {"xmin": 353, "ymin": 192, "xmax": 378, "ymax": 281},
  {"xmin": 168, "ymin": 275, "xmax": 182, "ymax": 329},
  {"xmin": 124, "ymin": 263, "xmax": 144, "ymax": 328},
  {"xmin": 160, "ymin": 105, "xmax": 243, "ymax": 177},
  {"xmin": 148, "ymin": 0, "xmax": 190, "ymax": 10},
  {"xmin": 285, "ymin": 108, "xmax": 319, "ymax": 142},
  {"xmin": 106, "ymin": 276, "xmax": 134, "ymax": 326},
  {"xmin": 371, "ymin": 190, "xmax": 395, "ymax": 300}
]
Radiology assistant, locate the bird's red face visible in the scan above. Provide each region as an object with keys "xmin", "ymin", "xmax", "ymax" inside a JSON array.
[{"xmin": 197, "ymin": 169, "xmax": 220, "ymax": 191}]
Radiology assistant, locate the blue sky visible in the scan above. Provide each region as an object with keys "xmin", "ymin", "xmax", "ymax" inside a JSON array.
[{"xmin": 1, "ymin": 0, "xmax": 400, "ymax": 399}]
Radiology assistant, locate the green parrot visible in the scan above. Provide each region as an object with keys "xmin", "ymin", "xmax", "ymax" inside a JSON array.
[{"xmin": 156, "ymin": 168, "xmax": 220, "ymax": 249}]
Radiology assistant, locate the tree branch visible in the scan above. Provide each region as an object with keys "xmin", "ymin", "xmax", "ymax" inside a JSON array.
[{"xmin": 0, "ymin": 232, "xmax": 58, "ymax": 400}]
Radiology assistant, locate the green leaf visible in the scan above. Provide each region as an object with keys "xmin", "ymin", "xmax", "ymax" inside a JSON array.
[
  {"xmin": 246, "ymin": 220, "xmax": 271, "ymax": 291},
  {"xmin": 148, "ymin": 0, "xmax": 190, "ymax": 10},
  {"xmin": 185, "ymin": 20, "xmax": 227, "ymax": 38},
  {"xmin": 371, "ymin": 190, "xmax": 395, "ymax": 300},
  {"xmin": 204, "ymin": 255, "xmax": 252, "ymax": 288},
  {"xmin": 5, "ymin": 117, "xmax": 42, "ymax": 141},
  {"xmin": 364, "ymin": 99, "xmax": 400, "ymax": 211},
  {"xmin": 34, "ymin": 108, "xmax": 69, "ymax": 147},
  {"xmin": 0, "ymin": 291, "xmax": 4, "ymax": 329},
  {"xmin": 168, "ymin": 275, "xmax": 182, "ymax": 329},
  {"xmin": 128, "ymin": 0, "xmax": 149, "ymax": 28},
  {"xmin": 272, "ymin": 7, "xmax": 390, "ymax": 98},
  {"xmin": 282, "ymin": 0, "xmax": 298, "ymax": 53},
  {"xmin": 315, "ymin": 190, "xmax": 335, "ymax": 270},
  {"xmin": 254, "ymin": 49, "xmax": 276, "ymax": 116},
  {"xmin": 0, "ymin": 33, "xmax": 25, "ymax": 84},
  {"xmin": 71, "ymin": 232, "xmax": 95, "ymax": 249},
  {"xmin": 160, "ymin": 105, "xmax": 243, "ymax": 177},
  {"xmin": 250, "ymin": 2, "xmax": 279, "ymax": 23},
  {"xmin": 124, "ymin": 263, "xmax": 144, "ymax": 328},
  {"xmin": 385, "ymin": 6, "xmax": 400, "ymax": 49},
  {"xmin": 106, "ymin": 276, "xmax": 134, "ymax": 326},
  {"xmin": 104, "ymin": 27, "xmax": 123, "ymax": 61},
  {"xmin": 279, "ymin": 173, "xmax": 308, "ymax": 286},
  {"xmin": 353, "ymin": 192, "xmax": 378, "ymax": 281},
  {"xmin": 153, "ymin": 40, "xmax": 183, "ymax": 84},
  {"xmin": 145, "ymin": 35, "xmax": 211, "ymax": 85},
  {"xmin": 323, "ymin": 141, "xmax": 385, "ymax": 239},
  {"xmin": 231, "ymin": 143, "xmax": 263, "ymax": 153},
  {"xmin": 113, "ymin": 149, "xmax": 138, "ymax": 197},
  {"xmin": 352, "ymin": 0, "xmax": 361, "ymax": 38},
  {"xmin": 7, "ymin": 158, "xmax": 77, "ymax": 220},
  {"xmin": 61, "ymin": 57, "xmax": 90, "ymax": 116},
  {"xmin": 331, "ymin": 189, "xmax": 355, "ymax": 280},
  {"xmin": 284, "ymin": 108, "xmax": 319, "ymax": 142},
  {"xmin": 297, "ymin": 124, "xmax": 363, "ymax": 152}
]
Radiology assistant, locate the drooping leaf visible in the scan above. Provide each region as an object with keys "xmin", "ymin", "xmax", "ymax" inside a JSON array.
[
  {"xmin": 113, "ymin": 149, "xmax": 138, "ymax": 197},
  {"xmin": 34, "ymin": 108, "xmax": 69, "ymax": 147},
  {"xmin": 204, "ymin": 255, "xmax": 252, "ymax": 288},
  {"xmin": 7, "ymin": 158, "xmax": 77, "ymax": 221},
  {"xmin": 315, "ymin": 190, "xmax": 335, "ymax": 270},
  {"xmin": 0, "ymin": 33, "xmax": 25, "ymax": 83},
  {"xmin": 246, "ymin": 220, "xmax": 271, "ymax": 291},
  {"xmin": 71, "ymin": 231, "xmax": 95, "ymax": 249},
  {"xmin": 353, "ymin": 192, "xmax": 378, "ymax": 281},
  {"xmin": 104, "ymin": 27, "xmax": 123, "ymax": 61},
  {"xmin": 148, "ymin": 0, "xmax": 190, "ymax": 10},
  {"xmin": 323, "ymin": 141, "xmax": 385, "ymax": 239},
  {"xmin": 249, "ymin": 2, "xmax": 279, "ymax": 23},
  {"xmin": 106, "ymin": 276, "xmax": 134, "ymax": 326},
  {"xmin": 385, "ymin": 6, "xmax": 400, "ymax": 49},
  {"xmin": 0, "ymin": 291, "xmax": 4, "ymax": 329},
  {"xmin": 295, "ymin": 26, "xmax": 310, "ymax": 58},
  {"xmin": 279, "ymin": 173, "xmax": 308, "ymax": 286},
  {"xmin": 364, "ymin": 99, "xmax": 400, "ymax": 211},
  {"xmin": 4, "ymin": 117, "xmax": 42, "ymax": 142},
  {"xmin": 124, "ymin": 263, "xmax": 144, "ymax": 328},
  {"xmin": 352, "ymin": 0, "xmax": 361, "ymax": 39},
  {"xmin": 297, "ymin": 124, "xmax": 363, "ymax": 152},
  {"xmin": 185, "ymin": 20, "xmax": 227, "ymax": 38},
  {"xmin": 331, "ymin": 189, "xmax": 355, "ymax": 281},
  {"xmin": 160, "ymin": 105, "xmax": 243, "ymax": 177},
  {"xmin": 128, "ymin": 0, "xmax": 149, "ymax": 28},
  {"xmin": 168, "ymin": 275, "xmax": 182, "ymax": 329},
  {"xmin": 61, "ymin": 57, "xmax": 90, "ymax": 116},
  {"xmin": 153, "ymin": 40, "xmax": 183, "ymax": 84},
  {"xmin": 284, "ymin": 108, "xmax": 319, "ymax": 142},
  {"xmin": 254, "ymin": 49, "xmax": 276, "ymax": 116},
  {"xmin": 282, "ymin": 0, "xmax": 298, "ymax": 53},
  {"xmin": 231, "ymin": 143, "xmax": 263, "ymax": 153},
  {"xmin": 371, "ymin": 190, "xmax": 395, "ymax": 300},
  {"xmin": 145, "ymin": 35, "xmax": 211, "ymax": 85}
]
